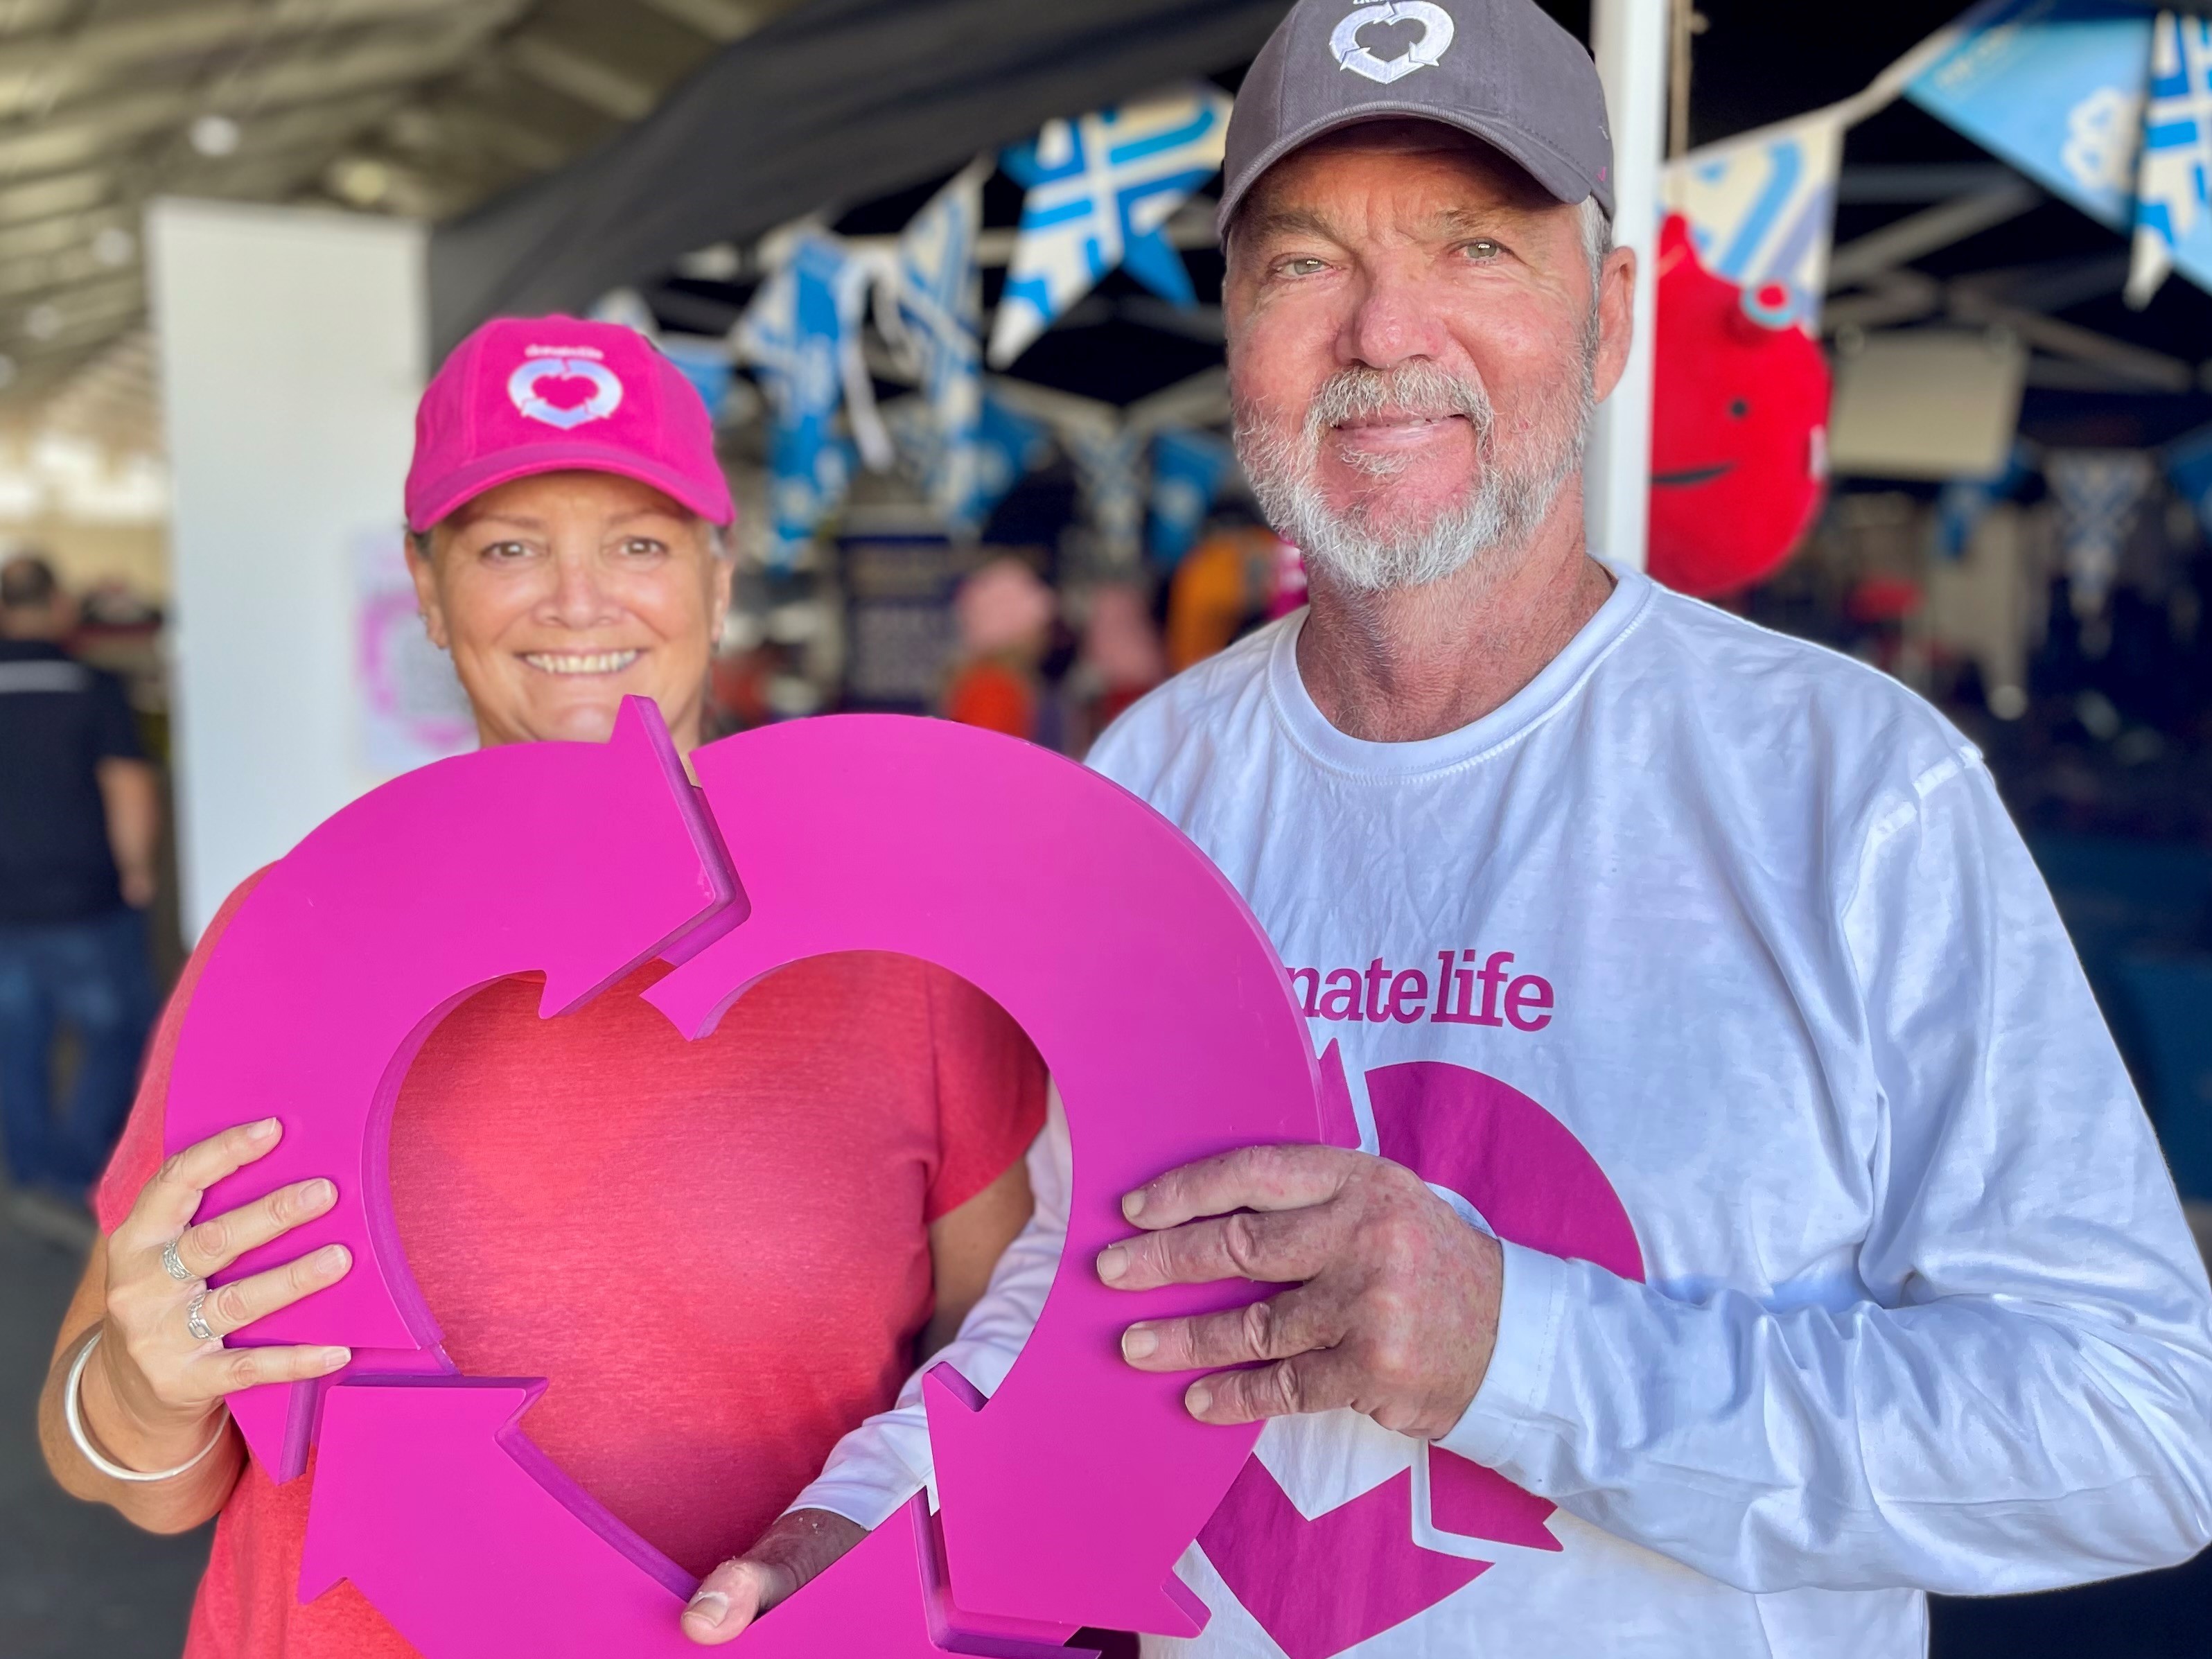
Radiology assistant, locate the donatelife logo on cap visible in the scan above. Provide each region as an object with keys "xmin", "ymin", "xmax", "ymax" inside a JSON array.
[
  {"xmin": 507, "ymin": 346, "xmax": 625, "ymax": 432},
  {"xmin": 1331, "ymin": 1, "xmax": 1457, "ymax": 85}
]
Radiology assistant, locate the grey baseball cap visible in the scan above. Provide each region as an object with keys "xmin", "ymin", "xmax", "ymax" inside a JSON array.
[{"xmin": 1219, "ymin": 0, "xmax": 1615, "ymax": 238}]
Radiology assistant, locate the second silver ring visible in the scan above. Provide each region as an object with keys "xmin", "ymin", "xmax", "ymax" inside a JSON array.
[
  {"xmin": 160, "ymin": 1238, "xmax": 195, "ymax": 1283},
  {"xmin": 184, "ymin": 1290, "xmax": 216, "ymax": 1344}
]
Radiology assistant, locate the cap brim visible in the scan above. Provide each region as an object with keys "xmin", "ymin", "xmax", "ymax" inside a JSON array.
[
  {"xmin": 1218, "ymin": 105, "xmax": 1608, "ymax": 240},
  {"xmin": 409, "ymin": 442, "xmax": 735, "ymax": 533}
]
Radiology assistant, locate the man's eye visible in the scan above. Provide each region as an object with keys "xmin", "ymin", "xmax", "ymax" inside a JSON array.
[
  {"xmin": 1279, "ymin": 256, "xmax": 1329, "ymax": 278},
  {"xmin": 622, "ymin": 538, "xmax": 668, "ymax": 558},
  {"xmin": 1462, "ymin": 239, "xmax": 1503, "ymax": 262}
]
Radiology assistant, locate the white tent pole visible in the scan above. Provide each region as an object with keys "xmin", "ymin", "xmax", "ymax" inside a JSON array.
[{"xmin": 1586, "ymin": 0, "xmax": 1668, "ymax": 573}]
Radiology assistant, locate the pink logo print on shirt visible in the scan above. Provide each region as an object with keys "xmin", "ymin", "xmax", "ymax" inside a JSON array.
[{"xmin": 1197, "ymin": 1062, "xmax": 1643, "ymax": 1658}]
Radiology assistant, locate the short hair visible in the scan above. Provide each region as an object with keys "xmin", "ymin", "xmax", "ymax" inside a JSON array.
[{"xmin": 0, "ymin": 553, "xmax": 58, "ymax": 611}]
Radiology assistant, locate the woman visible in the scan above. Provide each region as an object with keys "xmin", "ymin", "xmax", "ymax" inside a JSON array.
[{"xmin": 36, "ymin": 317, "xmax": 1044, "ymax": 1655}]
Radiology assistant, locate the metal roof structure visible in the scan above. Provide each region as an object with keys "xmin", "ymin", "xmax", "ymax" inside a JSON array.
[{"xmin": 0, "ymin": 0, "xmax": 801, "ymax": 433}]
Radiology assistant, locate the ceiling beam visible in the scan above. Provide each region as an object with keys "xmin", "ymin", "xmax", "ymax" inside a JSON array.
[
  {"xmin": 1827, "ymin": 181, "xmax": 2045, "ymax": 290},
  {"xmin": 503, "ymin": 33, "xmax": 662, "ymax": 121},
  {"xmin": 628, "ymin": 0, "xmax": 782, "ymax": 44}
]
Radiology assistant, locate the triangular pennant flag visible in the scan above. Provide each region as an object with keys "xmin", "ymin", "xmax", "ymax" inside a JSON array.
[
  {"xmin": 896, "ymin": 160, "xmax": 991, "ymax": 529},
  {"xmin": 1149, "ymin": 428, "xmax": 1238, "ymax": 570},
  {"xmin": 1664, "ymin": 113, "xmax": 1844, "ymax": 332},
  {"xmin": 1904, "ymin": 1, "xmax": 2151, "ymax": 234},
  {"xmin": 735, "ymin": 232, "xmax": 870, "ymax": 569},
  {"xmin": 988, "ymin": 85, "xmax": 1233, "ymax": 369},
  {"xmin": 2127, "ymin": 10, "xmax": 2212, "ymax": 307}
]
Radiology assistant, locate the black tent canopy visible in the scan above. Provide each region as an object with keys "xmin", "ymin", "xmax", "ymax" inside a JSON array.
[{"xmin": 428, "ymin": 0, "xmax": 1290, "ymax": 353}]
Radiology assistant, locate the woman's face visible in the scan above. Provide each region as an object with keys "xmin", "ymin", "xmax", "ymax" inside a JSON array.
[{"xmin": 408, "ymin": 470, "xmax": 734, "ymax": 753}]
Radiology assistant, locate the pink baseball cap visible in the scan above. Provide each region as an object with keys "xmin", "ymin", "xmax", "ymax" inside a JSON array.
[{"xmin": 405, "ymin": 314, "xmax": 735, "ymax": 533}]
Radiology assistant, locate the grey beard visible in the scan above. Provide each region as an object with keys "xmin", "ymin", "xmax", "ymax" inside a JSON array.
[{"xmin": 1234, "ymin": 354, "xmax": 1596, "ymax": 596}]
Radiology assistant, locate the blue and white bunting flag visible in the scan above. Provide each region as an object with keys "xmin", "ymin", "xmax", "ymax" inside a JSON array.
[
  {"xmin": 988, "ymin": 84, "xmax": 1233, "ymax": 369},
  {"xmin": 735, "ymin": 233, "xmax": 873, "ymax": 569},
  {"xmin": 1665, "ymin": 114, "xmax": 1844, "ymax": 331},
  {"xmin": 1149, "ymin": 428, "xmax": 1238, "ymax": 570},
  {"xmin": 2046, "ymin": 448, "xmax": 2153, "ymax": 611},
  {"xmin": 896, "ymin": 160, "xmax": 991, "ymax": 529},
  {"xmin": 2128, "ymin": 10, "xmax": 2212, "ymax": 306},
  {"xmin": 1905, "ymin": 0, "xmax": 2152, "ymax": 234},
  {"xmin": 1060, "ymin": 419, "xmax": 1150, "ymax": 571},
  {"xmin": 969, "ymin": 396, "xmax": 1054, "ymax": 527}
]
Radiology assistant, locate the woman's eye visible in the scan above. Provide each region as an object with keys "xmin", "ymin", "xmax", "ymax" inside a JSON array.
[
  {"xmin": 482, "ymin": 541, "xmax": 532, "ymax": 562},
  {"xmin": 621, "ymin": 538, "xmax": 668, "ymax": 558}
]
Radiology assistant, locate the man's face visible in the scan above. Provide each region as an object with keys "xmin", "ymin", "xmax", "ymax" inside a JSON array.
[{"xmin": 1224, "ymin": 128, "xmax": 1632, "ymax": 593}]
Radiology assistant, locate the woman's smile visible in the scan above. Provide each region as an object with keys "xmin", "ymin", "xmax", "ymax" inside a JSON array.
[{"xmin": 519, "ymin": 648, "xmax": 645, "ymax": 677}]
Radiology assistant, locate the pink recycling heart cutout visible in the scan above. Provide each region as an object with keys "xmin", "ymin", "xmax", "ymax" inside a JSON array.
[{"xmin": 161, "ymin": 700, "xmax": 1376, "ymax": 1658}]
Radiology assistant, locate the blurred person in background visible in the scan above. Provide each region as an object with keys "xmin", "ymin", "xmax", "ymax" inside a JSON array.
[
  {"xmin": 37, "ymin": 317, "xmax": 1044, "ymax": 1657},
  {"xmin": 0, "ymin": 552, "xmax": 159, "ymax": 1237}
]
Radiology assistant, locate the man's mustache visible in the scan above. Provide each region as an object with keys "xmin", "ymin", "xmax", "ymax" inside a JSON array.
[{"xmin": 1304, "ymin": 362, "xmax": 1495, "ymax": 439}]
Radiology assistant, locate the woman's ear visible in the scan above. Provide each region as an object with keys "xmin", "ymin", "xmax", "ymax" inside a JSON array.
[{"xmin": 404, "ymin": 530, "xmax": 452, "ymax": 651}]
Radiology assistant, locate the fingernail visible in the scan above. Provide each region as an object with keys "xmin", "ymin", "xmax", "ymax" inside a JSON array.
[
  {"xmin": 1121, "ymin": 1325, "xmax": 1158, "ymax": 1361},
  {"xmin": 304, "ymin": 1179, "xmax": 335, "ymax": 1207},
  {"xmin": 249, "ymin": 1118, "xmax": 280, "ymax": 1141},
  {"xmin": 319, "ymin": 1245, "xmax": 351, "ymax": 1272},
  {"xmin": 1121, "ymin": 1189, "xmax": 1148, "ymax": 1221},
  {"xmin": 321, "ymin": 1348, "xmax": 351, "ymax": 1371},
  {"xmin": 1096, "ymin": 1245, "xmax": 1128, "ymax": 1283},
  {"xmin": 686, "ymin": 1592, "xmax": 730, "ymax": 1629},
  {"xmin": 1186, "ymin": 1382, "xmax": 1213, "ymax": 1416}
]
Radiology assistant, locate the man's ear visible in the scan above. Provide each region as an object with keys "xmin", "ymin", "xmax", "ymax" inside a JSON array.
[
  {"xmin": 403, "ymin": 532, "xmax": 451, "ymax": 651},
  {"xmin": 1592, "ymin": 244, "xmax": 1638, "ymax": 406}
]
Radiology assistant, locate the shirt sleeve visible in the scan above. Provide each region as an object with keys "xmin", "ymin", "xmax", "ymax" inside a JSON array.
[
  {"xmin": 922, "ymin": 965, "xmax": 1047, "ymax": 1222},
  {"xmin": 789, "ymin": 1086, "xmax": 1069, "ymax": 1528},
  {"xmin": 88, "ymin": 668, "xmax": 143, "ymax": 762},
  {"xmin": 92, "ymin": 872, "xmax": 269, "ymax": 1236},
  {"xmin": 1441, "ymin": 755, "xmax": 2212, "ymax": 1595}
]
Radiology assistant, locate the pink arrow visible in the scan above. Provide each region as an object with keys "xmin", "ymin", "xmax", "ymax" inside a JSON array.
[
  {"xmin": 647, "ymin": 717, "xmax": 1355, "ymax": 1638},
  {"xmin": 161, "ymin": 700, "xmax": 739, "ymax": 1477},
  {"xmin": 1198, "ymin": 1458, "xmax": 1490, "ymax": 1659},
  {"xmin": 302, "ymin": 1379, "xmax": 1002, "ymax": 1659}
]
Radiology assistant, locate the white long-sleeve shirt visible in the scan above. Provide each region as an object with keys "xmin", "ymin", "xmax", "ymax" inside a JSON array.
[{"xmin": 794, "ymin": 568, "xmax": 2212, "ymax": 1658}]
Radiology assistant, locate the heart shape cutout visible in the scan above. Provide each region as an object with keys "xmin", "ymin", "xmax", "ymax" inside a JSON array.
[{"xmin": 164, "ymin": 700, "xmax": 1357, "ymax": 1657}]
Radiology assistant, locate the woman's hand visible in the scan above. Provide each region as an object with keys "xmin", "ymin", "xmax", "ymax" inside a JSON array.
[
  {"xmin": 682, "ymin": 1508, "xmax": 866, "ymax": 1644},
  {"xmin": 87, "ymin": 1116, "xmax": 354, "ymax": 1472}
]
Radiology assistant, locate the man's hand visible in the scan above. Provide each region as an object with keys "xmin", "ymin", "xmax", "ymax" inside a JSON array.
[
  {"xmin": 1099, "ymin": 1146, "xmax": 1503, "ymax": 1439},
  {"xmin": 682, "ymin": 1508, "xmax": 865, "ymax": 1644}
]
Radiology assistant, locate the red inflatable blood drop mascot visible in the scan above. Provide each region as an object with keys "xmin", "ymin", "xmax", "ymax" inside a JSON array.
[{"xmin": 1648, "ymin": 213, "xmax": 1832, "ymax": 597}]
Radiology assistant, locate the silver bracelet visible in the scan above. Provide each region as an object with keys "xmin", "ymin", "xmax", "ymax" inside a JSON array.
[{"xmin": 64, "ymin": 1327, "xmax": 229, "ymax": 1485}]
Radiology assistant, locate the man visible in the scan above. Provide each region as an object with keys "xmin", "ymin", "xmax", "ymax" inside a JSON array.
[
  {"xmin": 0, "ymin": 554, "xmax": 160, "ymax": 1226},
  {"xmin": 719, "ymin": 1, "xmax": 2212, "ymax": 1655}
]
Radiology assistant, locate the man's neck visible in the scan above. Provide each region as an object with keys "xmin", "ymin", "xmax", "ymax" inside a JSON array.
[{"xmin": 1294, "ymin": 501, "xmax": 1616, "ymax": 744}]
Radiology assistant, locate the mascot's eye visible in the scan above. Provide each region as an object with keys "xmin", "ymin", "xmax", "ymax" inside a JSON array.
[{"xmin": 1729, "ymin": 399, "xmax": 1750, "ymax": 419}]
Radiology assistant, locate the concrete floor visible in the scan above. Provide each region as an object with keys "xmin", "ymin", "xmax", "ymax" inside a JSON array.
[{"xmin": 4, "ymin": 1197, "xmax": 2206, "ymax": 1659}]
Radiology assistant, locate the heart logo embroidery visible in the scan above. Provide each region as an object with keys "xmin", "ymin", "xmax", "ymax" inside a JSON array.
[
  {"xmin": 1331, "ymin": 1, "xmax": 1457, "ymax": 85},
  {"xmin": 508, "ymin": 355, "xmax": 624, "ymax": 430},
  {"xmin": 1198, "ymin": 1061, "xmax": 1644, "ymax": 1658}
]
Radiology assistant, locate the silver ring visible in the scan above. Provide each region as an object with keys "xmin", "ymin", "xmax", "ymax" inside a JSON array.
[
  {"xmin": 184, "ymin": 1290, "xmax": 216, "ymax": 1344},
  {"xmin": 161, "ymin": 1238, "xmax": 195, "ymax": 1282}
]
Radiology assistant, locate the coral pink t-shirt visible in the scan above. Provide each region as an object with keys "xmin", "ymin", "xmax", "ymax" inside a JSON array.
[{"xmin": 96, "ymin": 875, "xmax": 1046, "ymax": 1659}]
